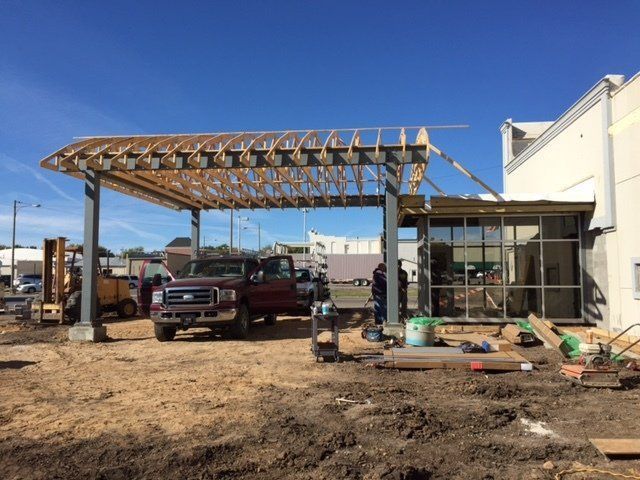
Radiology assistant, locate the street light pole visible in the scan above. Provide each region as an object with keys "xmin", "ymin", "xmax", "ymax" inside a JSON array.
[
  {"xmin": 238, "ymin": 216, "xmax": 249, "ymax": 253},
  {"xmin": 257, "ymin": 222, "xmax": 261, "ymax": 253},
  {"xmin": 302, "ymin": 208, "xmax": 309, "ymax": 263},
  {"xmin": 10, "ymin": 200, "xmax": 41, "ymax": 292}
]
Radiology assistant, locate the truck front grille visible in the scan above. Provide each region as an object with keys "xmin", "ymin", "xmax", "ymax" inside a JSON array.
[{"xmin": 165, "ymin": 287, "xmax": 218, "ymax": 307}]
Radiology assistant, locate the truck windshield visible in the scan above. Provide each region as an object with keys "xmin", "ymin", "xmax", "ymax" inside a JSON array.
[{"xmin": 179, "ymin": 259, "xmax": 245, "ymax": 278}]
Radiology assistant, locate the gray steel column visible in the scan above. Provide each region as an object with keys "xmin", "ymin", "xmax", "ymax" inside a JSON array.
[
  {"xmin": 382, "ymin": 203, "xmax": 387, "ymax": 263},
  {"xmin": 385, "ymin": 157, "xmax": 399, "ymax": 325},
  {"xmin": 80, "ymin": 170, "xmax": 101, "ymax": 326},
  {"xmin": 191, "ymin": 209, "xmax": 200, "ymax": 259},
  {"xmin": 417, "ymin": 216, "xmax": 429, "ymax": 314}
]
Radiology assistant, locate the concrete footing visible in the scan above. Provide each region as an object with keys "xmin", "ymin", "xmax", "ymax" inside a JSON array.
[
  {"xmin": 68, "ymin": 324, "xmax": 107, "ymax": 342},
  {"xmin": 383, "ymin": 322, "xmax": 405, "ymax": 339}
]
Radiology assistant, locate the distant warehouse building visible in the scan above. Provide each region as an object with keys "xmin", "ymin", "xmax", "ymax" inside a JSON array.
[{"xmin": 501, "ymin": 72, "xmax": 640, "ymax": 332}]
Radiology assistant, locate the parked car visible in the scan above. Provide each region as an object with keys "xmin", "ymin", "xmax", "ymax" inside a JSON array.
[
  {"xmin": 295, "ymin": 268, "xmax": 319, "ymax": 309},
  {"xmin": 139, "ymin": 255, "xmax": 298, "ymax": 342},
  {"xmin": 17, "ymin": 281, "xmax": 42, "ymax": 294},
  {"xmin": 13, "ymin": 274, "xmax": 42, "ymax": 287},
  {"xmin": 117, "ymin": 275, "xmax": 139, "ymax": 289}
]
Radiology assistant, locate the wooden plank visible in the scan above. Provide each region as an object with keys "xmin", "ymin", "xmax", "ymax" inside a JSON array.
[
  {"xmin": 435, "ymin": 325, "xmax": 501, "ymax": 335},
  {"xmin": 590, "ymin": 438, "xmax": 640, "ymax": 457},
  {"xmin": 437, "ymin": 332, "xmax": 512, "ymax": 352},
  {"xmin": 385, "ymin": 359, "xmax": 529, "ymax": 371},
  {"xmin": 528, "ymin": 314, "xmax": 570, "ymax": 358}
]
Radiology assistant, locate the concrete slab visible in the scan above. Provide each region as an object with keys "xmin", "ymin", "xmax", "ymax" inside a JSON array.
[{"xmin": 68, "ymin": 324, "xmax": 107, "ymax": 342}]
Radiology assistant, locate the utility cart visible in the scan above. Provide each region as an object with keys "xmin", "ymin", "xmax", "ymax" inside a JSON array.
[{"xmin": 311, "ymin": 303, "xmax": 340, "ymax": 362}]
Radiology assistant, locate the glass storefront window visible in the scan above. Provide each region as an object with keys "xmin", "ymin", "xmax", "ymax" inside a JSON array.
[
  {"xmin": 430, "ymin": 243, "xmax": 465, "ymax": 285},
  {"xmin": 506, "ymin": 288, "xmax": 542, "ymax": 318},
  {"xmin": 429, "ymin": 218, "xmax": 464, "ymax": 242},
  {"xmin": 431, "ymin": 287, "xmax": 466, "ymax": 317},
  {"xmin": 467, "ymin": 288, "xmax": 504, "ymax": 317},
  {"xmin": 542, "ymin": 216, "xmax": 579, "ymax": 239},
  {"xmin": 466, "ymin": 217, "xmax": 501, "ymax": 241},
  {"xmin": 504, "ymin": 242, "xmax": 541, "ymax": 286},
  {"xmin": 543, "ymin": 242, "xmax": 579, "ymax": 285},
  {"xmin": 504, "ymin": 217, "xmax": 540, "ymax": 241},
  {"xmin": 428, "ymin": 215, "xmax": 581, "ymax": 319},
  {"xmin": 466, "ymin": 245, "xmax": 503, "ymax": 285}
]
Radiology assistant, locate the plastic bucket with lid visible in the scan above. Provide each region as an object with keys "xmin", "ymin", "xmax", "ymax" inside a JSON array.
[{"xmin": 404, "ymin": 317, "xmax": 442, "ymax": 346}]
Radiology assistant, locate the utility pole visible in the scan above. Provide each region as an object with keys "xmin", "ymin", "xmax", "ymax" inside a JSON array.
[
  {"xmin": 257, "ymin": 222, "xmax": 261, "ymax": 253},
  {"xmin": 229, "ymin": 209, "xmax": 234, "ymax": 254},
  {"xmin": 11, "ymin": 200, "xmax": 41, "ymax": 292}
]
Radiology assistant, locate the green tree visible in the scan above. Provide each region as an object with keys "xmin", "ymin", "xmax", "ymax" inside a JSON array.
[{"xmin": 121, "ymin": 246, "xmax": 145, "ymax": 258}]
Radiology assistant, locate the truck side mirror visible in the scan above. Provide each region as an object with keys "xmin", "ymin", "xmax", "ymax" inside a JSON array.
[
  {"xmin": 152, "ymin": 273, "xmax": 162, "ymax": 287},
  {"xmin": 251, "ymin": 271, "xmax": 265, "ymax": 284}
]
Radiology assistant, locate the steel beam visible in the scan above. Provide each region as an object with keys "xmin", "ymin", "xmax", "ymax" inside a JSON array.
[
  {"xmin": 191, "ymin": 209, "xmax": 200, "ymax": 259},
  {"xmin": 416, "ymin": 216, "xmax": 429, "ymax": 314},
  {"xmin": 385, "ymin": 157, "xmax": 399, "ymax": 325},
  {"xmin": 80, "ymin": 170, "xmax": 100, "ymax": 326}
]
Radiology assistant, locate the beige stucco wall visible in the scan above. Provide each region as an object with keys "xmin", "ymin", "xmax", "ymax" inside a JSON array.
[
  {"xmin": 505, "ymin": 102, "xmax": 606, "ymax": 218},
  {"xmin": 504, "ymin": 73, "xmax": 640, "ymax": 334},
  {"xmin": 608, "ymin": 75, "xmax": 640, "ymax": 331}
]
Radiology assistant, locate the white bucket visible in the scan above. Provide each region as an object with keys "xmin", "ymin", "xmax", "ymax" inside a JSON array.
[{"xmin": 405, "ymin": 323, "xmax": 435, "ymax": 346}]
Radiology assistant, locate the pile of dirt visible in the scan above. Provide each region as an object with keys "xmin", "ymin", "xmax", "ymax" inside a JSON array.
[{"xmin": 1, "ymin": 313, "xmax": 640, "ymax": 479}]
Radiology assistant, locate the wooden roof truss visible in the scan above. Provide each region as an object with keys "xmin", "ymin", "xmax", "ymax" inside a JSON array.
[{"xmin": 41, "ymin": 127, "xmax": 498, "ymax": 211}]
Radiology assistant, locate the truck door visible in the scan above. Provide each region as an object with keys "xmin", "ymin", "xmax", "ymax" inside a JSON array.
[
  {"xmin": 138, "ymin": 259, "xmax": 174, "ymax": 315},
  {"xmin": 251, "ymin": 256, "xmax": 297, "ymax": 313}
]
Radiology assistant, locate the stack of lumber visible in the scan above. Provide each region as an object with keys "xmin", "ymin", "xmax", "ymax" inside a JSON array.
[{"xmin": 382, "ymin": 347, "xmax": 532, "ymax": 371}]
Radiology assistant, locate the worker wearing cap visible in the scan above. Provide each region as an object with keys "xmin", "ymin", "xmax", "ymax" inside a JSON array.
[
  {"xmin": 371, "ymin": 263, "xmax": 387, "ymax": 325},
  {"xmin": 398, "ymin": 260, "xmax": 409, "ymax": 320}
]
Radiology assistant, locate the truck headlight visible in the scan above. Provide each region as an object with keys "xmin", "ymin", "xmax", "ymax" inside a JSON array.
[
  {"xmin": 151, "ymin": 291, "xmax": 163, "ymax": 304},
  {"xmin": 219, "ymin": 289, "xmax": 236, "ymax": 302}
]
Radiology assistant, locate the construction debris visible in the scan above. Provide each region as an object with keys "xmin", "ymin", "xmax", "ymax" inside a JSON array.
[
  {"xmin": 437, "ymin": 332, "xmax": 512, "ymax": 352},
  {"xmin": 528, "ymin": 314, "xmax": 573, "ymax": 358},
  {"xmin": 590, "ymin": 438, "xmax": 640, "ymax": 458},
  {"xmin": 501, "ymin": 324, "xmax": 536, "ymax": 346}
]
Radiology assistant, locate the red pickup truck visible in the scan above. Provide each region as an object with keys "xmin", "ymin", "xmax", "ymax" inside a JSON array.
[{"xmin": 138, "ymin": 255, "xmax": 297, "ymax": 342}]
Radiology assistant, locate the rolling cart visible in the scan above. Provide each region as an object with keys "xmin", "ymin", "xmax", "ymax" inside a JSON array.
[{"xmin": 311, "ymin": 303, "xmax": 340, "ymax": 362}]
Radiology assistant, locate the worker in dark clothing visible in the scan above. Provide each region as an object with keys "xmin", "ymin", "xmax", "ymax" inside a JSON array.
[
  {"xmin": 398, "ymin": 260, "xmax": 409, "ymax": 320},
  {"xmin": 371, "ymin": 263, "xmax": 387, "ymax": 325}
]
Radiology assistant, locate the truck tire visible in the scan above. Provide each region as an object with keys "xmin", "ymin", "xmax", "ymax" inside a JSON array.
[
  {"xmin": 353, "ymin": 279, "xmax": 361, "ymax": 286},
  {"xmin": 264, "ymin": 313, "xmax": 277, "ymax": 326},
  {"xmin": 116, "ymin": 298, "xmax": 137, "ymax": 318},
  {"xmin": 154, "ymin": 324, "xmax": 176, "ymax": 342},
  {"xmin": 361, "ymin": 279, "xmax": 369, "ymax": 287},
  {"xmin": 230, "ymin": 304, "xmax": 250, "ymax": 339}
]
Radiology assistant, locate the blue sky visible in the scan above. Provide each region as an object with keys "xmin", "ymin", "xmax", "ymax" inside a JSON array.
[{"xmin": 1, "ymin": 1, "xmax": 639, "ymax": 253}]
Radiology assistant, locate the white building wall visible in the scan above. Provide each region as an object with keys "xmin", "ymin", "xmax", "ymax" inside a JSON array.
[
  {"xmin": 308, "ymin": 232, "xmax": 382, "ymax": 254},
  {"xmin": 503, "ymin": 73, "xmax": 640, "ymax": 334}
]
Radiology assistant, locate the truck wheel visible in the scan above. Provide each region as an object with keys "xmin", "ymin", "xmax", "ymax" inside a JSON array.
[
  {"xmin": 154, "ymin": 324, "xmax": 176, "ymax": 342},
  {"xmin": 264, "ymin": 313, "xmax": 277, "ymax": 326},
  {"xmin": 117, "ymin": 298, "xmax": 137, "ymax": 318},
  {"xmin": 230, "ymin": 304, "xmax": 250, "ymax": 339},
  {"xmin": 361, "ymin": 279, "xmax": 369, "ymax": 287},
  {"xmin": 353, "ymin": 279, "xmax": 361, "ymax": 286}
]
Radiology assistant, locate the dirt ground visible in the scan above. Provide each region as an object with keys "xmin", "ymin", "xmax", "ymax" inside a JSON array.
[{"xmin": 1, "ymin": 310, "xmax": 640, "ymax": 480}]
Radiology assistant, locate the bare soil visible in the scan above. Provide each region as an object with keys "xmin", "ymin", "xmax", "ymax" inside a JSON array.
[{"xmin": 1, "ymin": 310, "xmax": 640, "ymax": 480}]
